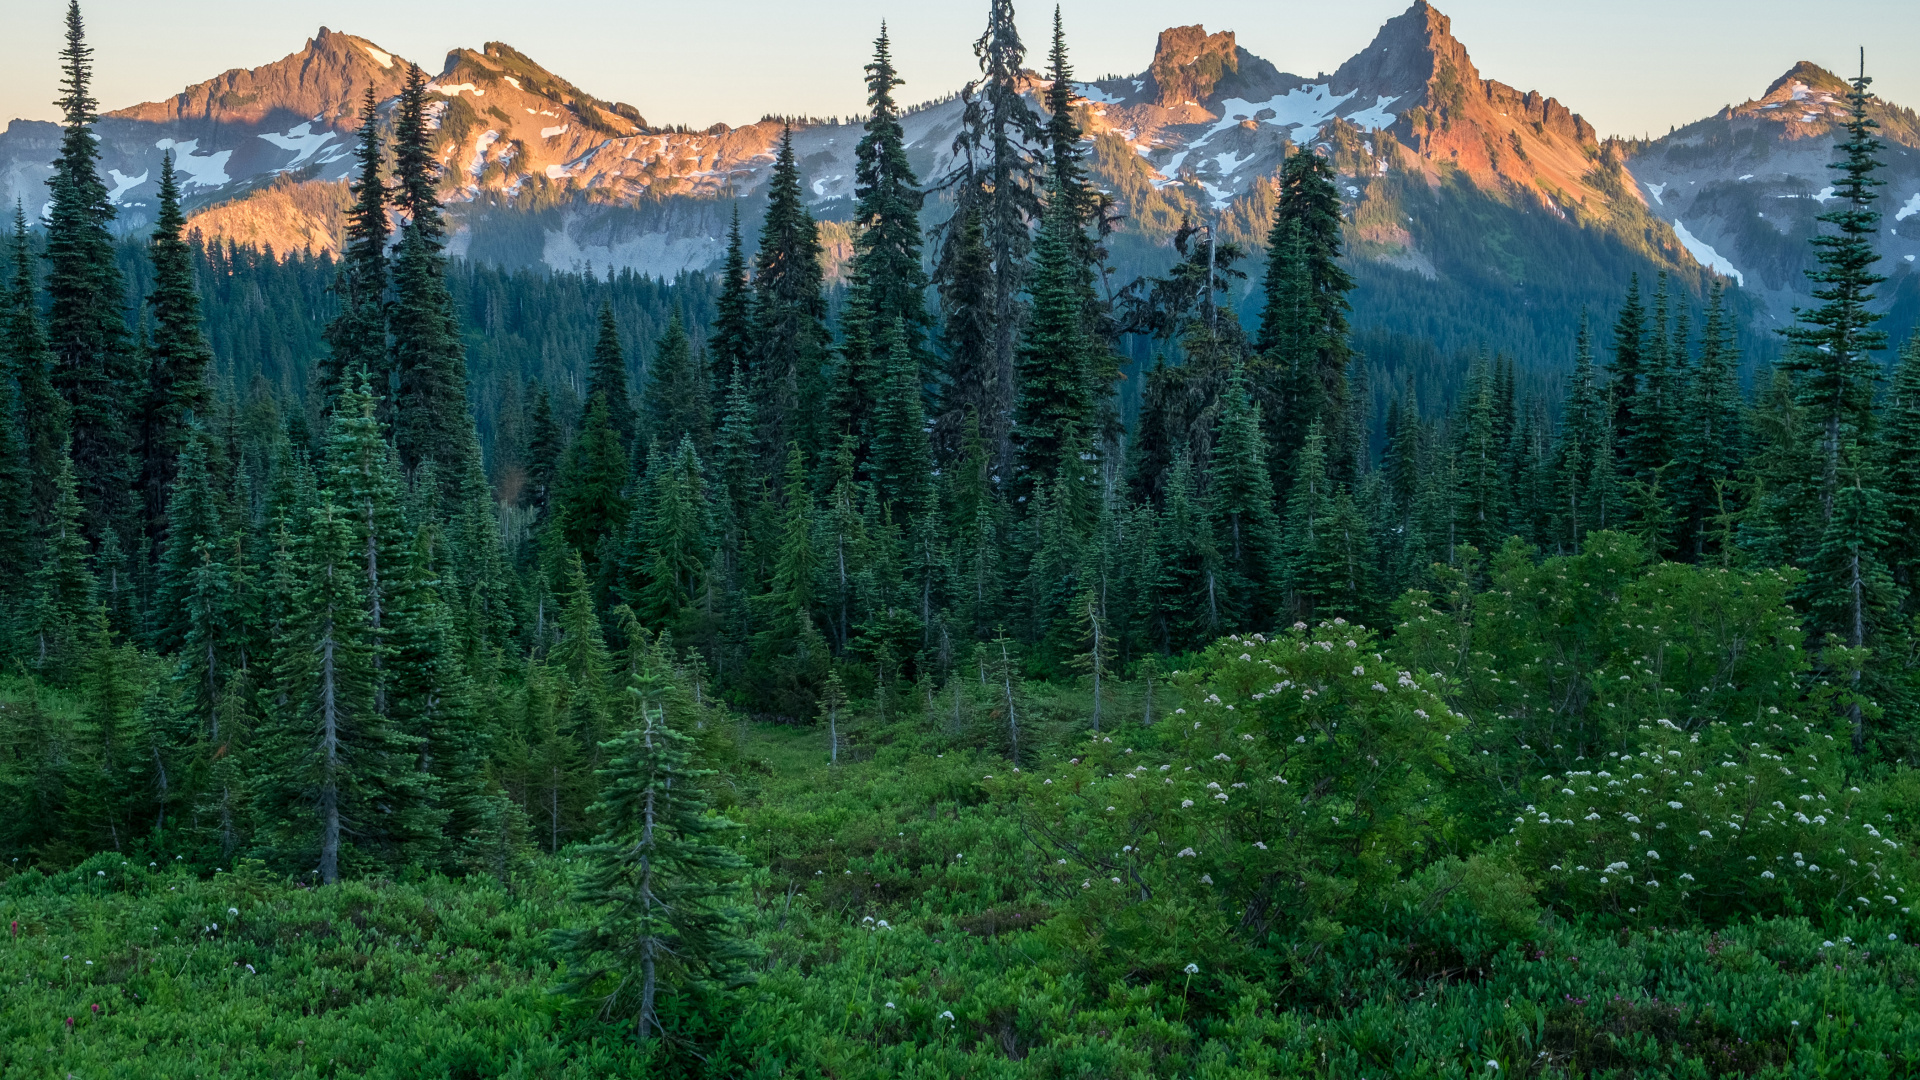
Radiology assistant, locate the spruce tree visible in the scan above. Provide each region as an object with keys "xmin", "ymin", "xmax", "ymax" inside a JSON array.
[
  {"xmin": 26, "ymin": 445, "xmax": 100, "ymax": 680},
  {"xmin": 934, "ymin": 0, "xmax": 1043, "ymax": 462},
  {"xmin": 869, "ymin": 319, "xmax": 935, "ymax": 523},
  {"xmin": 523, "ymin": 381, "xmax": 562, "ymax": 527},
  {"xmin": 44, "ymin": 0, "xmax": 135, "ymax": 545},
  {"xmin": 137, "ymin": 151, "xmax": 216, "ymax": 558},
  {"xmin": 1256, "ymin": 148, "xmax": 1354, "ymax": 478},
  {"xmin": 5, "ymin": 206, "xmax": 69, "ymax": 533},
  {"xmin": 586, "ymin": 303, "xmax": 639, "ymax": 453},
  {"xmin": 319, "ymin": 88, "xmax": 391, "ymax": 419},
  {"xmin": 389, "ymin": 63, "xmax": 477, "ymax": 499},
  {"xmin": 711, "ymin": 206, "xmax": 755, "ymax": 388},
  {"xmin": 1012, "ymin": 182, "xmax": 1095, "ymax": 491},
  {"xmin": 1209, "ymin": 365, "xmax": 1282, "ymax": 623},
  {"xmin": 0, "ymin": 314, "xmax": 31, "ymax": 624},
  {"xmin": 1674, "ymin": 282, "xmax": 1743, "ymax": 561},
  {"xmin": 633, "ymin": 436, "xmax": 712, "ymax": 632},
  {"xmin": 1552, "ymin": 318, "xmax": 1608, "ymax": 555},
  {"xmin": 150, "ymin": 431, "xmax": 228, "ymax": 653},
  {"xmin": 846, "ymin": 23, "xmax": 930, "ymax": 369},
  {"xmin": 549, "ymin": 395, "xmax": 633, "ymax": 592},
  {"xmin": 1784, "ymin": 56, "xmax": 1889, "ymax": 516},
  {"xmin": 640, "ymin": 311, "xmax": 710, "ymax": 456},
  {"xmin": 319, "ymin": 374, "xmax": 408, "ymax": 714},
  {"xmin": 933, "ymin": 202, "xmax": 996, "ymax": 459},
  {"xmin": 748, "ymin": 446, "xmax": 827, "ymax": 718},
  {"xmin": 1883, "ymin": 335, "xmax": 1920, "ymax": 590},
  {"xmin": 555, "ymin": 682, "xmax": 751, "ymax": 1041},
  {"xmin": 751, "ymin": 128, "xmax": 828, "ymax": 459},
  {"xmin": 257, "ymin": 498, "xmax": 428, "ymax": 882},
  {"xmin": 1607, "ymin": 274, "xmax": 1648, "ymax": 459}
]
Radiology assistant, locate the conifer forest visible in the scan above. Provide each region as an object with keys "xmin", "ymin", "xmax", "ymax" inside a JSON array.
[{"xmin": 10, "ymin": 2, "xmax": 1920, "ymax": 1076}]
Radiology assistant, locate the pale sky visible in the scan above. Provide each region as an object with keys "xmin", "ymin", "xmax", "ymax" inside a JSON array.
[{"xmin": 3, "ymin": 1, "xmax": 1916, "ymax": 140}]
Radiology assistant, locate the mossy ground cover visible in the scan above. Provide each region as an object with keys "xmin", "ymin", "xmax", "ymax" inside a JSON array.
[{"xmin": 6, "ymin": 711, "xmax": 1920, "ymax": 1078}]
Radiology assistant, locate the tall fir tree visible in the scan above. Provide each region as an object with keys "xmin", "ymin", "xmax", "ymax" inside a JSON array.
[
  {"xmin": 389, "ymin": 63, "xmax": 477, "ymax": 502},
  {"xmin": 44, "ymin": 0, "xmax": 135, "ymax": 546},
  {"xmin": 25, "ymin": 445, "xmax": 99, "ymax": 680},
  {"xmin": 555, "ymin": 681, "xmax": 751, "ymax": 1041},
  {"xmin": 1012, "ymin": 180, "xmax": 1095, "ymax": 492},
  {"xmin": 318, "ymin": 87, "xmax": 390, "ymax": 418},
  {"xmin": 6, "ymin": 206, "xmax": 69, "ymax": 533},
  {"xmin": 257, "ymin": 498, "xmax": 431, "ymax": 882},
  {"xmin": 1208, "ymin": 365, "xmax": 1282, "ymax": 624},
  {"xmin": 1783, "ymin": 55, "xmax": 1889, "ymax": 517},
  {"xmin": 640, "ymin": 311, "xmax": 710, "ymax": 457},
  {"xmin": 711, "ymin": 206, "xmax": 755, "ymax": 389},
  {"xmin": 751, "ymin": 128, "xmax": 828, "ymax": 461},
  {"xmin": 586, "ymin": 302, "xmax": 638, "ymax": 454},
  {"xmin": 1256, "ymin": 148, "xmax": 1354, "ymax": 483},
  {"xmin": 845, "ymin": 23, "xmax": 930, "ymax": 371},
  {"xmin": 138, "ymin": 151, "xmax": 216, "ymax": 559},
  {"xmin": 548, "ymin": 395, "xmax": 633, "ymax": 594},
  {"xmin": 935, "ymin": 0, "xmax": 1043, "ymax": 463}
]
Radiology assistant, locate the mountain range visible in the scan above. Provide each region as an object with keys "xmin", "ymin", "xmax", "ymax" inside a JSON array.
[{"xmin": 2, "ymin": 1, "xmax": 1917, "ymax": 367}]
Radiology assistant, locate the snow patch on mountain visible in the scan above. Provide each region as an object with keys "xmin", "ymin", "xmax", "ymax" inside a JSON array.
[
  {"xmin": 541, "ymin": 124, "xmax": 569, "ymax": 138},
  {"xmin": 433, "ymin": 83, "xmax": 483, "ymax": 97},
  {"xmin": 105, "ymin": 169, "xmax": 148, "ymax": 205},
  {"xmin": 258, "ymin": 122, "xmax": 337, "ymax": 168},
  {"xmin": 1345, "ymin": 94, "xmax": 1401, "ymax": 131},
  {"xmin": 1646, "ymin": 182, "xmax": 1666, "ymax": 205},
  {"xmin": 154, "ymin": 139, "xmax": 231, "ymax": 187},
  {"xmin": 1671, "ymin": 220, "xmax": 1744, "ymax": 286},
  {"xmin": 360, "ymin": 44, "xmax": 393, "ymax": 69},
  {"xmin": 1075, "ymin": 82, "xmax": 1126, "ymax": 105},
  {"xmin": 1896, "ymin": 192, "xmax": 1920, "ymax": 222}
]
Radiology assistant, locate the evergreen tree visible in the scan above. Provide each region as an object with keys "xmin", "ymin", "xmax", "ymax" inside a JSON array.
[
  {"xmin": 748, "ymin": 447, "xmax": 827, "ymax": 718},
  {"xmin": 846, "ymin": 23, "xmax": 930, "ymax": 368},
  {"xmin": 555, "ymin": 681, "xmax": 751, "ymax": 1041},
  {"xmin": 26, "ymin": 446, "xmax": 100, "ymax": 679},
  {"xmin": 640, "ymin": 311, "xmax": 710, "ymax": 456},
  {"xmin": 523, "ymin": 381, "xmax": 562, "ymax": 527},
  {"xmin": 1208, "ymin": 365, "xmax": 1282, "ymax": 623},
  {"xmin": 5, "ymin": 206, "xmax": 69, "ymax": 533},
  {"xmin": 389, "ymin": 63, "xmax": 476, "ymax": 499},
  {"xmin": 633, "ymin": 436, "xmax": 713, "ymax": 632},
  {"xmin": 751, "ymin": 128, "xmax": 828, "ymax": 459},
  {"xmin": 1256, "ymin": 148, "xmax": 1354, "ymax": 480},
  {"xmin": 44, "ymin": 0, "xmax": 135, "ymax": 546},
  {"xmin": 150, "ymin": 432, "xmax": 228, "ymax": 653},
  {"xmin": 1784, "ymin": 57, "xmax": 1889, "ymax": 516},
  {"xmin": 586, "ymin": 303, "xmax": 638, "ymax": 453},
  {"xmin": 1674, "ymin": 282, "xmax": 1743, "ymax": 561},
  {"xmin": 318, "ymin": 87, "xmax": 390, "ymax": 417},
  {"xmin": 1607, "ymin": 274, "xmax": 1648, "ymax": 461},
  {"xmin": 711, "ymin": 206, "xmax": 755, "ymax": 388},
  {"xmin": 0, "ymin": 298, "xmax": 31, "ymax": 622},
  {"xmin": 549, "ymin": 395, "xmax": 633, "ymax": 591},
  {"xmin": 933, "ymin": 202, "xmax": 995, "ymax": 460},
  {"xmin": 934, "ymin": 0, "xmax": 1043, "ymax": 462},
  {"xmin": 319, "ymin": 374, "xmax": 408, "ymax": 713},
  {"xmin": 869, "ymin": 320, "xmax": 934, "ymax": 523},
  {"xmin": 257, "ymin": 499, "xmax": 428, "ymax": 882},
  {"xmin": 138, "ymin": 151, "xmax": 216, "ymax": 557},
  {"xmin": 1012, "ymin": 178, "xmax": 1097, "ymax": 493},
  {"xmin": 1552, "ymin": 318, "xmax": 1609, "ymax": 555},
  {"xmin": 1883, "ymin": 336, "xmax": 1920, "ymax": 591},
  {"xmin": 1152, "ymin": 452, "xmax": 1226, "ymax": 651}
]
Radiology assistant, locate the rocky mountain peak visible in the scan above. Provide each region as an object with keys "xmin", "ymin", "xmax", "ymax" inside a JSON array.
[
  {"xmin": 110, "ymin": 27, "xmax": 409, "ymax": 131},
  {"xmin": 1148, "ymin": 26, "xmax": 1241, "ymax": 107},
  {"xmin": 1761, "ymin": 61, "xmax": 1852, "ymax": 102},
  {"xmin": 1332, "ymin": 0, "xmax": 1473, "ymax": 100}
]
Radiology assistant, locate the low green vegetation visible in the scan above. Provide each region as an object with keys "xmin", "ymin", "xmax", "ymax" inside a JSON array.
[{"xmin": 7, "ymin": 536, "xmax": 1920, "ymax": 1077}]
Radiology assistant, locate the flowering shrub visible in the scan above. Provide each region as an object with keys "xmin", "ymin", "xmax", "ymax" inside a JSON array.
[
  {"xmin": 1511, "ymin": 715, "xmax": 1918, "ymax": 928},
  {"xmin": 993, "ymin": 619, "xmax": 1461, "ymax": 958}
]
